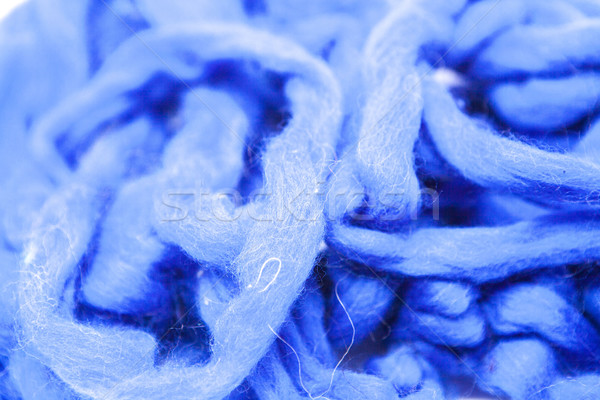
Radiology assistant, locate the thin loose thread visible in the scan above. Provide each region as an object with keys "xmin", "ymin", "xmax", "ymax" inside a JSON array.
[{"xmin": 248, "ymin": 257, "xmax": 282, "ymax": 292}]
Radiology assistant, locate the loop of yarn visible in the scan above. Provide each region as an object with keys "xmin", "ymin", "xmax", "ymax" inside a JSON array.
[
  {"xmin": 2, "ymin": 0, "xmax": 600, "ymax": 399},
  {"xmin": 19, "ymin": 20, "xmax": 343, "ymax": 400}
]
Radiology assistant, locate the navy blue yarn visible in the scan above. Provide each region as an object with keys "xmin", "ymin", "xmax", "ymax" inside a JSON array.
[{"xmin": 2, "ymin": 1, "xmax": 600, "ymax": 399}]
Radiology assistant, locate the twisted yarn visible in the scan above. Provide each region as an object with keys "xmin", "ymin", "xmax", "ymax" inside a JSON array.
[{"xmin": 1, "ymin": 1, "xmax": 600, "ymax": 399}]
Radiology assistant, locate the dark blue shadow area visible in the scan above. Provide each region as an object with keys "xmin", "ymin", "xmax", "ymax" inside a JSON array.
[{"xmin": 75, "ymin": 245, "xmax": 212, "ymax": 366}]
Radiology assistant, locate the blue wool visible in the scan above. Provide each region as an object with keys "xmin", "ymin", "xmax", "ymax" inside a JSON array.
[
  {"xmin": 403, "ymin": 280, "xmax": 476, "ymax": 318},
  {"xmin": 366, "ymin": 345, "xmax": 445, "ymax": 398},
  {"xmin": 584, "ymin": 283, "xmax": 600, "ymax": 327},
  {"xmin": 366, "ymin": 346, "xmax": 425, "ymax": 393},
  {"xmin": 471, "ymin": 19, "xmax": 600, "ymax": 79},
  {"xmin": 480, "ymin": 338, "xmax": 557, "ymax": 400},
  {"xmin": 2, "ymin": 0, "xmax": 600, "ymax": 399},
  {"xmin": 448, "ymin": 0, "xmax": 591, "ymax": 64},
  {"xmin": 541, "ymin": 374, "xmax": 600, "ymax": 400},
  {"xmin": 19, "ymin": 21, "xmax": 343, "ymax": 400},
  {"xmin": 328, "ymin": 215, "xmax": 600, "ymax": 283},
  {"xmin": 394, "ymin": 307, "xmax": 486, "ymax": 348},
  {"xmin": 424, "ymin": 81, "xmax": 600, "ymax": 207},
  {"xmin": 326, "ymin": 267, "xmax": 399, "ymax": 349},
  {"xmin": 485, "ymin": 282, "xmax": 600, "ymax": 364},
  {"xmin": 489, "ymin": 74, "xmax": 600, "ymax": 132}
]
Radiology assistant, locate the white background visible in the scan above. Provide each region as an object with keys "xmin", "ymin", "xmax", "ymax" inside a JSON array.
[{"xmin": 0, "ymin": 0, "xmax": 27, "ymax": 21}]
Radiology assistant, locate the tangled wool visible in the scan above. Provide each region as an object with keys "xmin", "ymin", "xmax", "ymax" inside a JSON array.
[{"xmin": 2, "ymin": 0, "xmax": 600, "ymax": 399}]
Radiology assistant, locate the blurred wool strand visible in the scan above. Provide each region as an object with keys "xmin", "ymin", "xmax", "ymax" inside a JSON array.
[{"xmin": 2, "ymin": 0, "xmax": 600, "ymax": 399}]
